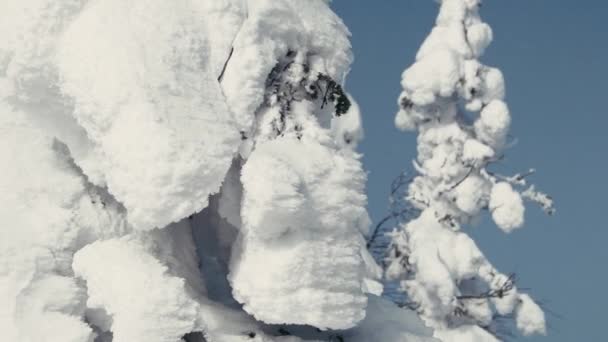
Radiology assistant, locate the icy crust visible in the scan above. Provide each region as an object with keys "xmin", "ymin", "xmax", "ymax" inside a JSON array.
[
  {"xmin": 55, "ymin": 0, "xmax": 242, "ymax": 231},
  {"xmin": 221, "ymin": 0, "xmax": 353, "ymax": 135},
  {"xmin": 230, "ymin": 137, "xmax": 370, "ymax": 329},
  {"xmin": 0, "ymin": 103, "xmax": 130, "ymax": 342}
]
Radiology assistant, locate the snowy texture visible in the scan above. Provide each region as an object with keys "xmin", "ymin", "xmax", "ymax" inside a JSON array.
[
  {"xmin": 0, "ymin": 103, "xmax": 130, "ymax": 342},
  {"xmin": 55, "ymin": 0, "xmax": 241, "ymax": 230},
  {"xmin": 221, "ymin": 0, "xmax": 352, "ymax": 135},
  {"xmin": 387, "ymin": 0, "xmax": 551, "ymax": 339},
  {"xmin": 0, "ymin": 1, "xmax": 439, "ymax": 341},
  {"xmin": 435, "ymin": 325, "xmax": 499, "ymax": 342},
  {"xmin": 72, "ymin": 229, "xmax": 202, "ymax": 342},
  {"xmin": 231, "ymin": 138, "xmax": 369, "ymax": 329},
  {"xmin": 223, "ymin": 0, "xmax": 374, "ymax": 330},
  {"xmin": 515, "ymin": 294, "xmax": 547, "ymax": 336},
  {"xmin": 331, "ymin": 94, "xmax": 365, "ymax": 149},
  {"xmin": 343, "ymin": 295, "xmax": 437, "ymax": 342},
  {"xmin": 489, "ymin": 182, "xmax": 525, "ymax": 232}
]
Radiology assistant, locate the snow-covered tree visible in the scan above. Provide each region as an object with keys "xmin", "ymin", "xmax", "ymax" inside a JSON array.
[
  {"xmin": 0, "ymin": 1, "xmax": 434, "ymax": 341},
  {"xmin": 384, "ymin": 0, "xmax": 554, "ymax": 340},
  {"xmin": 219, "ymin": 0, "xmax": 374, "ymax": 330}
]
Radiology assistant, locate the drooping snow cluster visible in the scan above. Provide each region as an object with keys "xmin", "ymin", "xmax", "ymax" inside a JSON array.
[
  {"xmin": 0, "ymin": 1, "xmax": 435, "ymax": 341},
  {"xmin": 387, "ymin": 0, "xmax": 553, "ymax": 340}
]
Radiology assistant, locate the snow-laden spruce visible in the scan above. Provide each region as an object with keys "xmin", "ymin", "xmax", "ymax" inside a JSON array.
[
  {"xmin": 0, "ymin": 0, "xmax": 436, "ymax": 341},
  {"xmin": 387, "ymin": 0, "xmax": 554, "ymax": 340}
]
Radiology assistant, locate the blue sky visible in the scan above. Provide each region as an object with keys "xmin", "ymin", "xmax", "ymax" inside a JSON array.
[{"xmin": 331, "ymin": 1, "xmax": 608, "ymax": 340}]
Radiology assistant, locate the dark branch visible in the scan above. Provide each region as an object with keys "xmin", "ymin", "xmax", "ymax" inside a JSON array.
[{"xmin": 218, "ymin": 47, "xmax": 234, "ymax": 82}]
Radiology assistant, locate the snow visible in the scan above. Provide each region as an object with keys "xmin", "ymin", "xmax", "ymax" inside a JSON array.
[
  {"xmin": 475, "ymin": 100, "xmax": 511, "ymax": 148},
  {"xmin": 402, "ymin": 50, "xmax": 462, "ymax": 106},
  {"xmin": 222, "ymin": 0, "xmax": 374, "ymax": 330},
  {"xmin": 343, "ymin": 295, "xmax": 437, "ymax": 342},
  {"xmin": 72, "ymin": 229, "xmax": 202, "ymax": 342},
  {"xmin": 230, "ymin": 137, "xmax": 370, "ymax": 329},
  {"xmin": 522, "ymin": 185, "xmax": 555, "ymax": 215},
  {"xmin": 490, "ymin": 274, "xmax": 519, "ymax": 315},
  {"xmin": 71, "ymin": 219, "xmax": 310, "ymax": 342},
  {"xmin": 515, "ymin": 294, "xmax": 547, "ymax": 336},
  {"xmin": 1, "ymin": 0, "xmax": 549, "ymax": 341},
  {"xmin": 489, "ymin": 182, "xmax": 525, "ymax": 233},
  {"xmin": 331, "ymin": 94, "xmax": 364, "ymax": 149},
  {"xmin": 0, "ymin": 103, "xmax": 130, "ymax": 342},
  {"xmin": 453, "ymin": 175, "xmax": 491, "ymax": 215},
  {"xmin": 55, "ymin": 0, "xmax": 242, "ymax": 231},
  {"xmin": 401, "ymin": 210, "xmax": 490, "ymax": 323},
  {"xmin": 2, "ymin": 0, "xmax": 431, "ymax": 339},
  {"xmin": 0, "ymin": 0, "xmax": 392, "ymax": 338},
  {"xmin": 220, "ymin": 0, "xmax": 352, "ymax": 136},
  {"xmin": 466, "ymin": 22, "xmax": 493, "ymax": 57},
  {"xmin": 217, "ymin": 159, "xmax": 245, "ymax": 229},
  {"xmin": 434, "ymin": 325, "xmax": 499, "ymax": 342},
  {"xmin": 462, "ymin": 139, "xmax": 495, "ymax": 163}
]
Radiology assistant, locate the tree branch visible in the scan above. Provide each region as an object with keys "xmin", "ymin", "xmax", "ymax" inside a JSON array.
[{"xmin": 218, "ymin": 47, "xmax": 234, "ymax": 82}]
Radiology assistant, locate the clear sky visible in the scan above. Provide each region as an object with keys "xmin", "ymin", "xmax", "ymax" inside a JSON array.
[{"xmin": 331, "ymin": 1, "xmax": 608, "ymax": 340}]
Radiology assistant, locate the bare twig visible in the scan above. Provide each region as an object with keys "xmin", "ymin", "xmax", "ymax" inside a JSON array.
[
  {"xmin": 367, "ymin": 171, "xmax": 414, "ymax": 249},
  {"xmin": 218, "ymin": 47, "xmax": 234, "ymax": 82}
]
